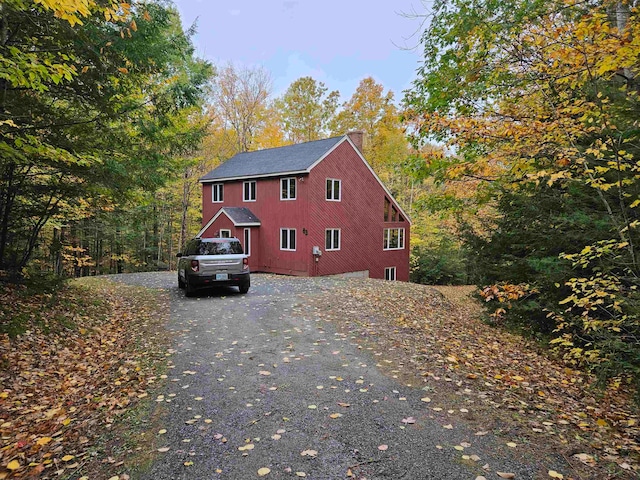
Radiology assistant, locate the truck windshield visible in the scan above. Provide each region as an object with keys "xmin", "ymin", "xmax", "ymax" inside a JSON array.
[{"xmin": 198, "ymin": 241, "xmax": 243, "ymax": 255}]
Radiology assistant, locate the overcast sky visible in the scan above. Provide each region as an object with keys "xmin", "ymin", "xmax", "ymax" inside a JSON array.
[{"xmin": 171, "ymin": 0, "xmax": 428, "ymax": 102}]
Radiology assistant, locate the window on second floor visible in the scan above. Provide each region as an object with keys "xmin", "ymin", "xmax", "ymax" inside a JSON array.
[
  {"xmin": 325, "ymin": 228, "xmax": 341, "ymax": 251},
  {"xmin": 383, "ymin": 228, "xmax": 405, "ymax": 250},
  {"xmin": 243, "ymin": 181, "xmax": 256, "ymax": 202},
  {"xmin": 281, "ymin": 177, "xmax": 296, "ymax": 200},
  {"xmin": 280, "ymin": 228, "xmax": 296, "ymax": 251},
  {"xmin": 212, "ymin": 183, "xmax": 223, "ymax": 203},
  {"xmin": 326, "ymin": 179, "xmax": 341, "ymax": 201},
  {"xmin": 219, "ymin": 229, "xmax": 231, "ymax": 238},
  {"xmin": 384, "ymin": 197, "xmax": 390, "ymax": 221}
]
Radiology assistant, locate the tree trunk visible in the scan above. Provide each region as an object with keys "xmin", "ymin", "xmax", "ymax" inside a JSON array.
[
  {"xmin": 616, "ymin": 1, "xmax": 633, "ymax": 81},
  {"xmin": 180, "ymin": 169, "xmax": 191, "ymax": 251},
  {"xmin": 153, "ymin": 202, "xmax": 159, "ymax": 268},
  {"xmin": 0, "ymin": 161, "xmax": 15, "ymax": 269}
]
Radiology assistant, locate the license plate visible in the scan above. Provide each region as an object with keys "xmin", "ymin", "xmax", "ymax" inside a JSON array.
[{"xmin": 215, "ymin": 273, "xmax": 228, "ymax": 280}]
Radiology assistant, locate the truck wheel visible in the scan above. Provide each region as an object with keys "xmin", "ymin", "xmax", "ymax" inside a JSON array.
[{"xmin": 238, "ymin": 278, "xmax": 250, "ymax": 294}]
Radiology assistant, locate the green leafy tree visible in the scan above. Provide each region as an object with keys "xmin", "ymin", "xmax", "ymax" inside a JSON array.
[
  {"xmin": 275, "ymin": 76, "xmax": 339, "ymax": 143},
  {"xmin": 0, "ymin": 1, "xmax": 213, "ymax": 277},
  {"xmin": 330, "ymin": 77, "xmax": 408, "ymax": 176},
  {"xmin": 404, "ymin": 0, "xmax": 640, "ymax": 392}
]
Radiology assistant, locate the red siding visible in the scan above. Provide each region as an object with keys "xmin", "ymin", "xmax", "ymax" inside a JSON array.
[
  {"xmin": 307, "ymin": 141, "xmax": 410, "ymax": 281},
  {"xmin": 202, "ymin": 176, "xmax": 311, "ymax": 276},
  {"xmin": 200, "ymin": 138, "xmax": 410, "ymax": 280}
]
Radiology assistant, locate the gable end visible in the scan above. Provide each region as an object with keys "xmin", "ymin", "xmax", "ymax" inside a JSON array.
[{"xmin": 308, "ymin": 136, "xmax": 412, "ymax": 224}]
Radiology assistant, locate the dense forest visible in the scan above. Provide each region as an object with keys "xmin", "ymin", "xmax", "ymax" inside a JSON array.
[
  {"xmin": 404, "ymin": 0, "xmax": 640, "ymax": 395},
  {"xmin": 0, "ymin": 0, "xmax": 439, "ymax": 280},
  {"xmin": 1, "ymin": 1, "xmax": 639, "ymax": 395}
]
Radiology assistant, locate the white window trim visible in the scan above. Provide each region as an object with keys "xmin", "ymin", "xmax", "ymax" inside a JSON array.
[
  {"xmin": 244, "ymin": 228, "xmax": 251, "ymax": 256},
  {"xmin": 280, "ymin": 177, "xmax": 297, "ymax": 201},
  {"xmin": 219, "ymin": 229, "xmax": 231, "ymax": 238},
  {"xmin": 325, "ymin": 228, "xmax": 341, "ymax": 251},
  {"xmin": 383, "ymin": 228, "xmax": 405, "ymax": 250},
  {"xmin": 212, "ymin": 183, "xmax": 224, "ymax": 203},
  {"xmin": 385, "ymin": 266, "xmax": 397, "ymax": 281},
  {"xmin": 280, "ymin": 228, "xmax": 296, "ymax": 251},
  {"xmin": 326, "ymin": 178, "xmax": 341, "ymax": 202},
  {"xmin": 243, "ymin": 181, "xmax": 256, "ymax": 202}
]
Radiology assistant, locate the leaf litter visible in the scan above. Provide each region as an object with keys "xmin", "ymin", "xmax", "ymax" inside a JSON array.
[
  {"xmin": 300, "ymin": 279, "xmax": 639, "ymax": 479},
  {"xmin": 0, "ymin": 279, "xmax": 170, "ymax": 479}
]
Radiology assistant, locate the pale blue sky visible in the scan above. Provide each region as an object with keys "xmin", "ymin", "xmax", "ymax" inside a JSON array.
[{"xmin": 172, "ymin": 0, "xmax": 428, "ymax": 102}]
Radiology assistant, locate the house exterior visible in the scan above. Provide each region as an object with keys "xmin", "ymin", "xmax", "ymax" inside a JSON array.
[{"xmin": 198, "ymin": 132, "xmax": 411, "ymax": 281}]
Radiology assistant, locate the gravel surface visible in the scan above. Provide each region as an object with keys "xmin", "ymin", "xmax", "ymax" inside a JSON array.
[{"xmin": 109, "ymin": 272, "xmax": 540, "ymax": 479}]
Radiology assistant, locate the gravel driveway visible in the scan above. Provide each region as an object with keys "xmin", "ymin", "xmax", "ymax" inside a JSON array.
[{"xmin": 109, "ymin": 272, "xmax": 538, "ymax": 479}]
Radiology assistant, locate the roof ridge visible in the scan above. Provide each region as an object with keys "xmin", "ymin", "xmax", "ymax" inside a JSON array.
[
  {"xmin": 238, "ymin": 135, "xmax": 344, "ymax": 155},
  {"xmin": 199, "ymin": 135, "xmax": 346, "ymax": 182}
]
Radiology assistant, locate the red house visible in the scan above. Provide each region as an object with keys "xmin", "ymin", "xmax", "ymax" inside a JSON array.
[{"xmin": 198, "ymin": 132, "xmax": 411, "ymax": 281}]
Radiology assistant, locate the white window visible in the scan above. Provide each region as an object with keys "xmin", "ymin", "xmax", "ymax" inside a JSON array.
[
  {"xmin": 385, "ymin": 267, "xmax": 396, "ymax": 281},
  {"xmin": 281, "ymin": 177, "xmax": 296, "ymax": 200},
  {"xmin": 243, "ymin": 181, "xmax": 256, "ymax": 202},
  {"xmin": 280, "ymin": 228, "xmax": 296, "ymax": 251},
  {"xmin": 244, "ymin": 228, "xmax": 251, "ymax": 256},
  {"xmin": 325, "ymin": 228, "xmax": 341, "ymax": 251},
  {"xmin": 383, "ymin": 228, "xmax": 405, "ymax": 250},
  {"xmin": 211, "ymin": 183, "xmax": 223, "ymax": 203},
  {"xmin": 219, "ymin": 229, "xmax": 231, "ymax": 238},
  {"xmin": 326, "ymin": 178, "xmax": 341, "ymax": 201}
]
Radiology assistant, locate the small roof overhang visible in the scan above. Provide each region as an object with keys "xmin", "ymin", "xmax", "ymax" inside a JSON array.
[{"xmin": 197, "ymin": 207, "xmax": 261, "ymax": 238}]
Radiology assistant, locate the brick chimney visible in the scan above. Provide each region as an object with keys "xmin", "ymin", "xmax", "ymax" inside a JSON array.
[{"xmin": 347, "ymin": 131, "xmax": 364, "ymax": 152}]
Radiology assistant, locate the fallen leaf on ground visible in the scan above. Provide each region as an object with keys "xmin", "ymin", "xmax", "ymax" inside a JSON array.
[{"xmin": 573, "ymin": 453, "xmax": 595, "ymax": 466}]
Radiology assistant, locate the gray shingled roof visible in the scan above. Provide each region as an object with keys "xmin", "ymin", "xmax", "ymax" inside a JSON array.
[
  {"xmin": 222, "ymin": 207, "xmax": 261, "ymax": 225},
  {"xmin": 200, "ymin": 136, "xmax": 345, "ymax": 182}
]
